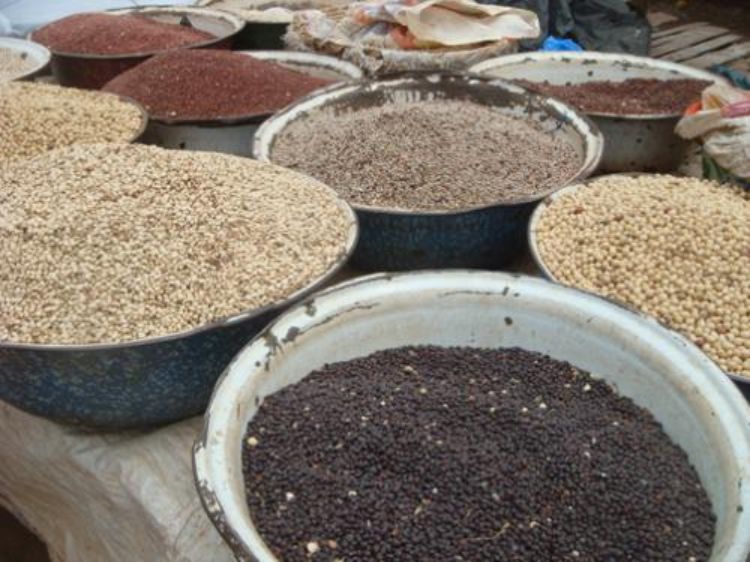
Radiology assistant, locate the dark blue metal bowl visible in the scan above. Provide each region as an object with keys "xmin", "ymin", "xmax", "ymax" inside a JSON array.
[
  {"xmin": 253, "ymin": 73, "xmax": 603, "ymax": 271},
  {"xmin": 0, "ymin": 206, "xmax": 358, "ymax": 430}
]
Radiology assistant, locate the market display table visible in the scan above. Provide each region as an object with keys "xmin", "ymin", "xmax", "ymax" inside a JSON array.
[{"xmin": 0, "ymin": 402, "xmax": 233, "ymax": 562}]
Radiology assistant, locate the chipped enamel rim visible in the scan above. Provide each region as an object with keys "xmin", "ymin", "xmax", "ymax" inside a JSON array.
[
  {"xmin": 194, "ymin": 270, "xmax": 750, "ymax": 562},
  {"xmin": 470, "ymin": 51, "xmax": 729, "ymax": 120},
  {"xmin": 253, "ymin": 72, "xmax": 604, "ymax": 215}
]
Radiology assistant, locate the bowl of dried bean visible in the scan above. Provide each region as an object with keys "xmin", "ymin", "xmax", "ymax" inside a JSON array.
[
  {"xmin": 102, "ymin": 49, "xmax": 362, "ymax": 156},
  {"xmin": 0, "ymin": 81, "xmax": 147, "ymax": 162},
  {"xmin": 30, "ymin": 6, "xmax": 245, "ymax": 90},
  {"xmin": 194, "ymin": 270, "xmax": 750, "ymax": 562},
  {"xmin": 0, "ymin": 143, "xmax": 358, "ymax": 429},
  {"xmin": 0, "ymin": 37, "xmax": 50, "ymax": 83},
  {"xmin": 470, "ymin": 52, "xmax": 728, "ymax": 174},
  {"xmin": 528, "ymin": 173, "xmax": 750, "ymax": 395},
  {"xmin": 253, "ymin": 72, "xmax": 603, "ymax": 270}
]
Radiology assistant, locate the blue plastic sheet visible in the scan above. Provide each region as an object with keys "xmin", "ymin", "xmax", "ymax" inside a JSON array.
[{"xmin": 541, "ymin": 35, "xmax": 583, "ymax": 52}]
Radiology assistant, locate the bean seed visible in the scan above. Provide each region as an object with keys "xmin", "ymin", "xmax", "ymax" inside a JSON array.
[
  {"xmin": 271, "ymin": 99, "xmax": 582, "ymax": 212},
  {"xmin": 103, "ymin": 50, "xmax": 332, "ymax": 121},
  {"xmin": 0, "ymin": 82, "xmax": 143, "ymax": 161},
  {"xmin": 243, "ymin": 346, "xmax": 714, "ymax": 561},
  {"xmin": 31, "ymin": 13, "xmax": 214, "ymax": 56},
  {"xmin": 0, "ymin": 143, "xmax": 354, "ymax": 344},
  {"xmin": 535, "ymin": 175, "xmax": 749, "ymax": 377},
  {"xmin": 516, "ymin": 79, "xmax": 711, "ymax": 115}
]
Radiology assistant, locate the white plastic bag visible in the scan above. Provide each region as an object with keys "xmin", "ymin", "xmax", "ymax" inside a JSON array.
[{"xmin": 676, "ymin": 84, "xmax": 750, "ymax": 180}]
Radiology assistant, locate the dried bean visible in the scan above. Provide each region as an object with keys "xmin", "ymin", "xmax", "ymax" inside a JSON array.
[
  {"xmin": 535, "ymin": 175, "xmax": 749, "ymax": 377},
  {"xmin": 271, "ymin": 99, "xmax": 582, "ymax": 212},
  {"xmin": 0, "ymin": 48, "xmax": 36, "ymax": 82},
  {"xmin": 0, "ymin": 144, "xmax": 353, "ymax": 344},
  {"xmin": 243, "ymin": 346, "xmax": 714, "ymax": 561},
  {"xmin": 516, "ymin": 78, "xmax": 711, "ymax": 115},
  {"xmin": 0, "ymin": 82, "xmax": 143, "ymax": 161},
  {"xmin": 103, "ymin": 50, "xmax": 332, "ymax": 121},
  {"xmin": 32, "ymin": 13, "xmax": 214, "ymax": 56}
]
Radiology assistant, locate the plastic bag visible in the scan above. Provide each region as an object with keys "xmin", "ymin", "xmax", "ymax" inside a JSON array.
[
  {"xmin": 541, "ymin": 36, "xmax": 582, "ymax": 52},
  {"xmin": 676, "ymin": 84, "xmax": 750, "ymax": 181}
]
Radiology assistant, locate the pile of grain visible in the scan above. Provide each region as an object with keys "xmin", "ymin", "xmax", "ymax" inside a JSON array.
[
  {"xmin": 0, "ymin": 82, "xmax": 143, "ymax": 161},
  {"xmin": 31, "ymin": 13, "xmax": 214, "ymax": 55},
  {"xmin": 243, "ymin": 345, "xmax": 714, "ymax": 561},
  {"xmin": 271, "ymin": 99, "xmax": 582, "ymax": 212},
  {"xmin": 0, "ymin": 144, "xmax": 354, "ymax": 345},
  {"xmin": 534, "ymin": 174, "xmax": 749, "ymax": 377},
  {"xmin": 103, "ymin": 50, "xmax": 332, "ymax": 121}
]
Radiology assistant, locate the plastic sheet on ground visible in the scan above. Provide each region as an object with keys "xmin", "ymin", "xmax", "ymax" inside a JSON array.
[{"xmin": 0, "ymin": 402, "xmax": 233, "ymax": 562}]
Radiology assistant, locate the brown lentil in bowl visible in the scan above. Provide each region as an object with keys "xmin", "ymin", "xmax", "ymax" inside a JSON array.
[
  {"xmin": 102, "ymin": 49, "xmax": 333, "ymax": 122},
  {"xmin": 515, "ymin": 78, "xmax": 711, "ymax": 116},
  {"xmin": 31, "ymin": 13, "xmax": 215, "ymax": 56},
  {"xmin": 270, "ymin": 98, "xmax": 583, "ymax": 213}
]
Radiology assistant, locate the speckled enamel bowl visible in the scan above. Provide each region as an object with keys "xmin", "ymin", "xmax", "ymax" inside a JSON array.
[
  {"xmin": 195, "ymin": 270, "xmax": 750, "ymax": 562},
  {"xmin": 253, "ymin": 73, "xmax": 603, "ymax": 271},
  {"xmin": 0, "ymin": 200, "xmax": 358, "ymax": 430}
]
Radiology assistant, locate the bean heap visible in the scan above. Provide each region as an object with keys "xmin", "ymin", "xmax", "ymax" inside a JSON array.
[
  {"xmin": 0, "ymin": 144, "xmax": 353, "ymax": 345},
  {"xmin": 535, "ymin": 175, "xmax": 749, "ymax": 377},
  {"xmin": 103, "ymin": 50, "xmax": 332, "ymax": 121},
  {"xmin": 243, "ymin": 346, "xmax": 714, "ymax": 561},
  {"xmin": 0, "ymin": 48, "xmax": 36, "ymax": 82},
  {"xmin": 271, "ymin": 99, "xmax": 581, "ymax": 212},
  {"xmin": 32, "ymin": 13, "xmax": 214, "ymax": 55},
  {"xmin": 0, "ymin": 82, "xmax": 143, "ymax": 161},
  {"xmin": 516, "ymin": 78, "xmax": 711, "ymax": 115}
]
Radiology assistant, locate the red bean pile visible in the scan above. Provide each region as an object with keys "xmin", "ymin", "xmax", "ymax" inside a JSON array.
[
  {"xmin": 32, "ymin": 13, "xmax": 214, "ymax": 56},
  {"xmin": 517, "ymin": 78, "xmax": 711, "ymax": 115},
  {"xmin": 243, "ymin": 346, "xmax": 715, "ymax": 562},
  {"xmin": 103, "ymin": 50, "xmax": 332, "ymax": 121}
]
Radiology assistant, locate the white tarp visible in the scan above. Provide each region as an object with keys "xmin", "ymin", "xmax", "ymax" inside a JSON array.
[{"xmin": 0, "ymin": 403, "xmax": 234, "ymax": 562}]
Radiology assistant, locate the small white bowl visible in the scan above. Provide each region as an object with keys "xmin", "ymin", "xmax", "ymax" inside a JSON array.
[{"xmin": 0, "ymin": 37, "xmax": 51, "ymax": 81}]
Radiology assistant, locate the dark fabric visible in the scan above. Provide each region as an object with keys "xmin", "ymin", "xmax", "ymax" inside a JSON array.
[{"xmin": 478, "ymin": 0, "xmax": 651, "ymax": 55}]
